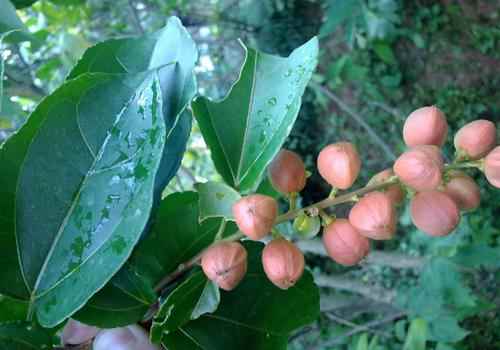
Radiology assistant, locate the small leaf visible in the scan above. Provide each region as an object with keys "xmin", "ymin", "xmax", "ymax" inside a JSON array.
[
  {"xmin": 0, "ymin": 321, "xmax": 53, "ymax": 349},
  {"xmin": 192, "ymin": 37, "xmax": 318, "ymax": 192},
  {"xmin": 164, "ymin": 241, "xmax": 320, "ymax": 350},
  {"xmin": 373, "ymin": 41, "xmax": 396, "ymax": 64},
  {"xmin": 151, "ymin": 270, "xmax": 220, "ymax": 344},
  {"xmin": 195, "ymin": 181, "xmax": 241, "ymax": 222},
  {"xmin": 403, "ymin": 318, "xmax": 427, "ymax": 350}
]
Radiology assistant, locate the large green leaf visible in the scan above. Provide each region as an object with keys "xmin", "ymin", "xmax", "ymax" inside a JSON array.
[
  {"xmin": 150, "ymin": 269, "xmax": 220, "ymax": 344},
  {"xmin": 0, "ymin": 0, "xmax": 24, "ymax": 35},
  {"xmin": 73, "ymin": 263, "xmax": 156, "ymax": 328},
  {"xmin": 164, "ymin": 241, "xmax": 320, "ymax": 350},
  {"xmin": 68, "ymin": 16, "xmax": 197, "ymax": 205},
  {"xmin": 0, "ymin": 69, "xmax": 166, "ymax": 327},
  {"xmin": 47, "ymin": 17, "xmax": 196, "ymax": 327},
  {"xmin": 192, "ymin": 37, "xmax": 318, "ymax": 192},
  {"xmin": 0, "ymin": 321, "xmax": 53, "ymax": 349},
  {"xmin": 11, "ymin": 0, "xmax": 37, "ymax": 8},
  {"xmin": 0, "ymin": 296, "xmax": 29, "ymax": 323}
]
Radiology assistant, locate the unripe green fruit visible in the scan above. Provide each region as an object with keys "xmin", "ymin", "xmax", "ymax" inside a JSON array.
[
  {"xmin": 443, "ymin": 171, "xmax": 480, "ymax": 211},
  {"xmin": 262, "ymin": 238, "xmax": 304, "ymax": 290},
  {"xmin": 484, "ymin": 146, "xmax": 500, "ymax": 188},
  {"xmin": 403, "ymin": 106, "xmax": 448, "ymax": 147},
  {"xmin": 232, "ymin": 194, "xmax": 278, "ymax": 240},
  {"xmin": 293, "ymin": 212, "xmax": 321, "ymax": 239},
  {"xmin": 317, "ymin": 142, "xmax": 361, "ymax": 190},
  {"xmin": 201, "ymin": 242, "xmax": 248, "ymax": 291},
  {"xmin": 62, "ymin": 319, "xmax": 99, "ymax": 345},
  {"xmin": 348, "ymin": 191, "xmax": 396, "ymax": 240},
  {"xmin": 268, "ymin": 149, "xmax": 307, "ymax": 193},
  {"xmin": 368, "ymin": 169, "xmax": 405, "ymax": 204},
  {"xmin": 393, "ymin": 145, "xmax": 443, "ymax": 191},
  {"xmin": 454, "ymin": 119, "xmax": 496, "ymax": 160},
  {"xmin": 410, "ymin": 190, "xmax": 460, "ymax": 237},
  {"xmin": 322, "ymin": 219, "xmax": 370, "ymax": 266}
]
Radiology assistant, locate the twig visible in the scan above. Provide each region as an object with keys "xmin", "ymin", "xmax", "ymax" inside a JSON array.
[
  {"xmin": 325, "ymin": 312, "xmax": 391, "ymax": 338},
  {"xmin": 296, "ymin": 239, "xmax": 425, "ymax": 270},
  {"xmin": 368, "ymin": 100, "xmax": 405, "ymax": 121},
  {"xmin": 128, "ymin": 0, "xmax": 145, "ymax": 34},
  {"xmin": 314, "ymin": 274, "xmax": 397, "ymax": 304},
  {"xmin": 314, "ymin": 312, "xmax": 406, "ymax": 349},
  {"xmin": 312, "ymin": 82, "xmax": 397, "ymax": 161}
]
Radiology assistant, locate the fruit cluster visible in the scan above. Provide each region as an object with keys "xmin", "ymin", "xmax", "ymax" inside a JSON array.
[{"xmin": 201, "ymin": 106, "xmax": 500, "ymax": 291}]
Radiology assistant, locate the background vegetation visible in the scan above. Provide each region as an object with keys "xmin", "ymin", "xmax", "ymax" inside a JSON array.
[{"xmin": 1, "ymin": 0, "xmax": 499, "ymax": 349}]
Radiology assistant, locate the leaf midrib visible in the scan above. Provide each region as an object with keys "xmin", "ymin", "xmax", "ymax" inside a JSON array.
[{"xmin": 27, "ymin": 80, "xmax": 144, "ymax": 300}]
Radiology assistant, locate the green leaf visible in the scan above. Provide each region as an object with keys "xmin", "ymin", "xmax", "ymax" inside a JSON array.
[
  {"xmin": 356, "ymin": 333, "xmax": 369, "ymax": 350},
  {"xmin": 151, "ymin": 269, "xmax": 220, "ymax": 343},
  {"xmin": 403, "ymin": 318, "xmax": 427, "ymax": 350},
  {"xmin": 1, "ymin": 69, "xmax": 166, "ymax": 327},
  {"xmin": 195, "ymin": 181, "xmax": 241, "ymax": 222},
  {"xmin": 0, "ymin": 321, "xmax": 53, "ymax": 349},
  {"xmin": 68, "ymin": 16, "xmax": 197, "ymax": 206},
  {"xmin": 73, "ymin": 263, "xmax": 156, "ymax": 328},
  {"xmin": 126, "ymin": 192, "xmax": 238, "ymax": 287},
  {"xmin": 192, "ymin": 37, "xmax": 318, "ymax": 193},
  {"xmin": 0, "ymin": 295, "xmax": 29, "ymax": 323},
  {"xmin": 61, "ymin": 17, "xmax": 197, "ymax": 327},
  {"xmin": 0, "ymin": 0, "xmax": 24, "ymax": 35},
  {"xmin": 372, "ymin": 41, "xmax": 396, "ymax": 64},
  {"xmin": 11, "ymin": 0, "xmax": 38, "ymax": 8},
  {"xmin": 164, "ymin": 241, "xmax": 320, "ymax": 350},
  {"xmin": 452, "ymin": 244, "xmax": 500, "ymax": 269},
  {"xmin": 320, "ymin": 0, "xmax": 362, "ymax": 37},
  {"xmin": 398, "ymin": 258, "xmax": 476, "ymax": 343}
]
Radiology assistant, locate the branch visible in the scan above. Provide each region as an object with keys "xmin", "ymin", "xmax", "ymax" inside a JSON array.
[
  {"xmin": 314, "ymin": 311, "xmax": 406, "ymax": 349},
  {"xmin": 324, "ymin": 312, "xmax": 391, "ymax": 338},
  {"xmin": 296, "ymin": 239, "xmax": 425, "ymax": 270},
  {"xmin": 314, "ymin": 273, "xmax": 397, "ymax": 304},
  {"xmin": 312, "ymin": 82, "xmax": 397, "ymax": 161},
  {"xmin": 128, "ymin": 0, "xmax": 145, "ymax": 34}
]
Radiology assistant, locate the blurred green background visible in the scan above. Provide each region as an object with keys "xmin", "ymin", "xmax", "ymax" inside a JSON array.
[{"xmin": 1, "ymin": 1, "xmax": 500, "ymax": 349}]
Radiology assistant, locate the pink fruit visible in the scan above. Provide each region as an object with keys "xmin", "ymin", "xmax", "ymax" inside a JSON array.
[
  {"xmin": 232, "ymin": 194, "xmax": 278, "ymax": 240},
  {"xmin": 454, "ymin": 119, "xmax": 496, "ymax": 160},
  {"xmin": 410, "ymin": 190, "xmax": 460, "ymax": 236},
  {"xmin": 268, "ymin": 149, "xmax": 307, "ymax": 193},
  {"xmin": 393, "ymin": 145, "xmax": 444, "ymax": 191},
  {"xmin": 322, "ymin": 219, "xmax": 370, "ymax": 266},
  {"xmin": 484, "ymin": 146, "xmax": 500, "ymax": 188},
  {"xmin": 403, "ymin": 106, "xmax": 448, "ymax": 147},
  {"xmin": 348, "ymin": 191, "xmax": 396, "ymax": 240},
  {"xmin": 201, "ymin": 242, "xmax": 247, "ymax": 291},
  {"xmin": 262, "ymin": 238, "xmax": 305, "ymax": 290},
  {"xmin": 317, "ymin": 142, "xmax": 361, "ymax": 190},
  {"xmin": 443, "ymin": 171, "xmax": 480, "ymax": 210},
  {"xmin": 368, "ymin": 169, "xmax": 405, "ymax": 204},
  {"xmin": 61, "ymin": 319, "xmax": 99, "ymax": 345}
]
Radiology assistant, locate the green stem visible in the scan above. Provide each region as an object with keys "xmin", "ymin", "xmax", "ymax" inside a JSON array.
[
  {"xmin": 446, "ymin": 160, "xmax": 484, "ymax": 171},
  {"xmin": 214, "ymin": 220, "xmax": 227, "ymax": 241}
]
